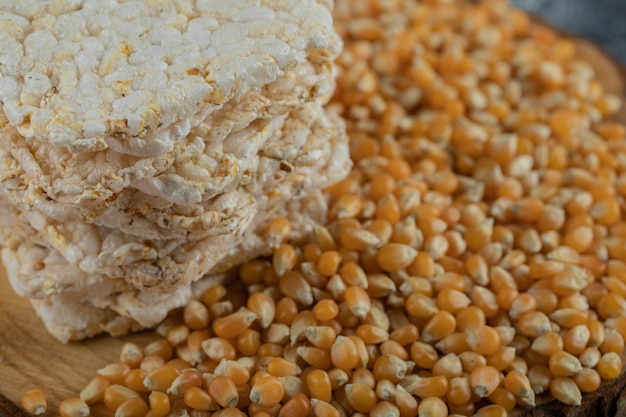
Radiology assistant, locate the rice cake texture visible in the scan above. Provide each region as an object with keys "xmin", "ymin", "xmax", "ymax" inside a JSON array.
[
  {"xmin": 0, "ymin": 190, "xmax": 329, "ymax": 342},
  {"xmin": 0, "ymin": 0, "xmax": 337, "ymax": 155},
  {"xmin": 0, "ymin": 0, "xmax": 349, "ymax": 342},
  {"xmin": 0, "ymin": 102, "xmax": 349, "ymax": 297},
  {"xmin": 0, "ymin": 54, "xmax": 339, "ymax": 219}
]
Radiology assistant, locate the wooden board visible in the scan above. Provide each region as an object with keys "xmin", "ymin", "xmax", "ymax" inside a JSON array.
[
  {"xmin": 1, "ymin": 30, "xmax": 625, "ymax": 417},
  {"xmin": 0, "ymin": 270, "xmax": 160, "ymax": 417}
]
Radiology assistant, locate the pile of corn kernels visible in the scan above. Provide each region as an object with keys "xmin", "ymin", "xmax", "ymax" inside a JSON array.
[{"xmin": 21, "ymin": 0, "xmax": 626, "ymax": 416}]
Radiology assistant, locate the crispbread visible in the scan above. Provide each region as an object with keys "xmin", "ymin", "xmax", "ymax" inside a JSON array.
[
  {"xmin": 1, "ymin": 0, "xmax": 338, "ymax": 155},
  {"xmin": 4, "ymin": 190, "xmax": 329, "ymax": 342},
  {"xmin": 0, "ymin": 0, "xmax": 350, "ymax": 343},
  {"xmin": 28, "ymin": 272, "xmax": 229, "ymax": 343},
  {"xmin": 0, "ymin": 103, "xmax": 350, "ymax": 297},
  {"xmin": 0, "ymin": 54, "xmax": 339, "ymax": 217}
]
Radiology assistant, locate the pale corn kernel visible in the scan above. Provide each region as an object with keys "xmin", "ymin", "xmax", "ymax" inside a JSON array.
[
  {"xmin": 528, "ymin": 365, "xmax": 552, "ymax": 395},
  {"xmin": 548, "ymin": 351, "xmax": 583, "ymax": 377},
  {"xmin": 266, "ymin": 217, "xmax": 291, "ymax": 248},
  {"xmin": 432, "ymin": 353, "xmax": 463, "ymax": 380},
  {"xmin": 529, "ymin": 331, "xmax": 563, "ymax": 357},
  {"xmin": 119, "ymin": 343, "xmax": 144, "ymax": 369},
  {"xmin": 209, "ymin": 300, "xmax": 234, "ymax": 318},
  {"xmin": 140, "ymin": 355, "xmax": 166, "ymax": 373},
  {"xmin": 165, "ymin": 324, "xmax": 190, "ymax": 347},
  {"xmin": 550, "ymin": 377, "xmax": 582, "ymax": 406},
  {"xmin": 201, "ymin": 337, "xmax": 237, "ymax": 362}
]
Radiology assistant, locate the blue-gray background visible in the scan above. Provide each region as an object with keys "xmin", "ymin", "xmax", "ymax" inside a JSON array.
[{"xmin": 512, "ymin": 0, "xmax": 626, "ymax": 65}]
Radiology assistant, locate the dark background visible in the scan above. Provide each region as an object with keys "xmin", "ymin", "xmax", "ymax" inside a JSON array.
[{"xmin": 512, "ymin": 0, "xmax": 626, "ymax": 65}]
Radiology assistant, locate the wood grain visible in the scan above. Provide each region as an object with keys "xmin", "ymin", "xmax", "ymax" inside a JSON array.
[
  {"xmin": 1, "ymin": 27, "xmax": 625, "ymax": 417},
  {"xmin": 0, "ymin": 269, "xmax": 160, "ymax": 417}
]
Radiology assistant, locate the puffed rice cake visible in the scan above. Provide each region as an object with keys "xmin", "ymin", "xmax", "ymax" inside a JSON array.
[
  {"xmin": 0, "ymin": 55, "xmax": 339, "ymax": 226},
  {"xmin": 1, "ymin": 102, "xmax": 349, "ymax": 297},
  {"xmin": 0, "ymin": 0, "xmax": 350, "ymax": 341},
  {"xmin": 0, "ymin": 190, "xmax": 329, "ymax": 342}
]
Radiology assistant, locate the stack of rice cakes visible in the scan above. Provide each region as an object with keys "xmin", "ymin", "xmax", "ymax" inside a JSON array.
[{"xmin": 0, "ymin": 0, "xmax": 350, "ymax": 342}]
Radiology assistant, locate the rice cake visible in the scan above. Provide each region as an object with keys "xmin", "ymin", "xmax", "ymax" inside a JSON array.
[
  {"xmin": 1, "ymin": 191, "xmax": 329, "ymax": 342},
  {"xmin": 0, "ymin": 46, "xmax": 339, "ymax": 217},
  {"xmin": 0, "ymin": 0, "xmax": 338, "ymax": 154},
  {"xmin": 0, "ymin": 103, "xmax": 350, "ymax": 297}
]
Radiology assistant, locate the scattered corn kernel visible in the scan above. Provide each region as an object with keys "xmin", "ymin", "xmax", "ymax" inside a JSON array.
[
  {"xmin": 21, "ymin": 389, "xmax": 46, "ymax": 416},
  {"xmin": 52, "ymin": 1, "xmax": 626, "ymax": 416}
]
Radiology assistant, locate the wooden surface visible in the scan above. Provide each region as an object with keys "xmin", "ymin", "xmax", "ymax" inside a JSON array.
[
  {"xmin": 1, "ymin": 30, "xmax": 626, "ymax": 417},
  {"xmin": 0, "ymin": 269, "xmax": 160, "ymax": 417}
]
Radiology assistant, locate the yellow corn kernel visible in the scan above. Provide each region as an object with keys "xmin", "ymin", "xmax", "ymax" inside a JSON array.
[
  {"xmin": 79, "ymin": 375, "xmax": 110, "ymax": 405},
  {"xmin": 58, "ymin": 398, "xmax": 89, "ymax": 417},
  {"xmin": 212, "ymin": 309, "xmax": 257, "ymax": 339},
  {"xmin": 597, "ymin": 352, "xmax": 623, "ymax": 380},
  {"xmin": 345, "ymin": 383, "xmax": 377, "ymax": 413},
  {"xmin": 550, "ymin": 377, "xmax": 582, "ymax": 406},
  {"xmin": 184, "ymin": 386, "xmax": 217, "ymax": 411},
  {"xmin": 311, "ymin": 399, "xmax": 341, "ymax": 417},
  {"xmin": 407, "ymin": 374, "xmax": 449, "ymax": 399},
  {"xmin": 420, "ymin": 310, "xmax": 456, "ymax": 343},
  {"xmin": 279, "ymin": 392, "xmax": 311, "ymax": 417},
  {"xmin": 503, "ymin": 370, "xmax": 535, "ymax": 407},
  {"xmin": 466, "ymin": 325, "xmax": 501, "ymax": 356},
  {"xmin": 149, "ymin": 392, "xmax": 171, "ymax": 417},
  {"xmin": 573, "ymin": 368, "xmax": 601, "ymax": 393},
  {"xmin": 103, "ymin": 385, "xmax": 140, "ymax": 412},
  {"xmin": 469, "ymin": 365, "xmax": 501, "ymax": 398},
  {"xmin": 21, "ymin": 389, "xmax": 47, "ymax": 416},
  {"xmin": 330, "ymin": 335, "xmax": 360, "ymax": 371},
  {"xmin": 97, "ymin": 362, "xmax": 131, "ymax": 386},
  {"xmin": 417, "ymin": 396, "xmax": 448, "ymax": 417},
  {"xmin": 249, "ymin": 375, "xmax": 284, "ymax": 408},
  {"xmin": 114, "ymin": 398, "xmax": 148, "ymax": 417},
  {"xmin": 548, "ymin": 351, "xmax": 583, "ymax": 377}
]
